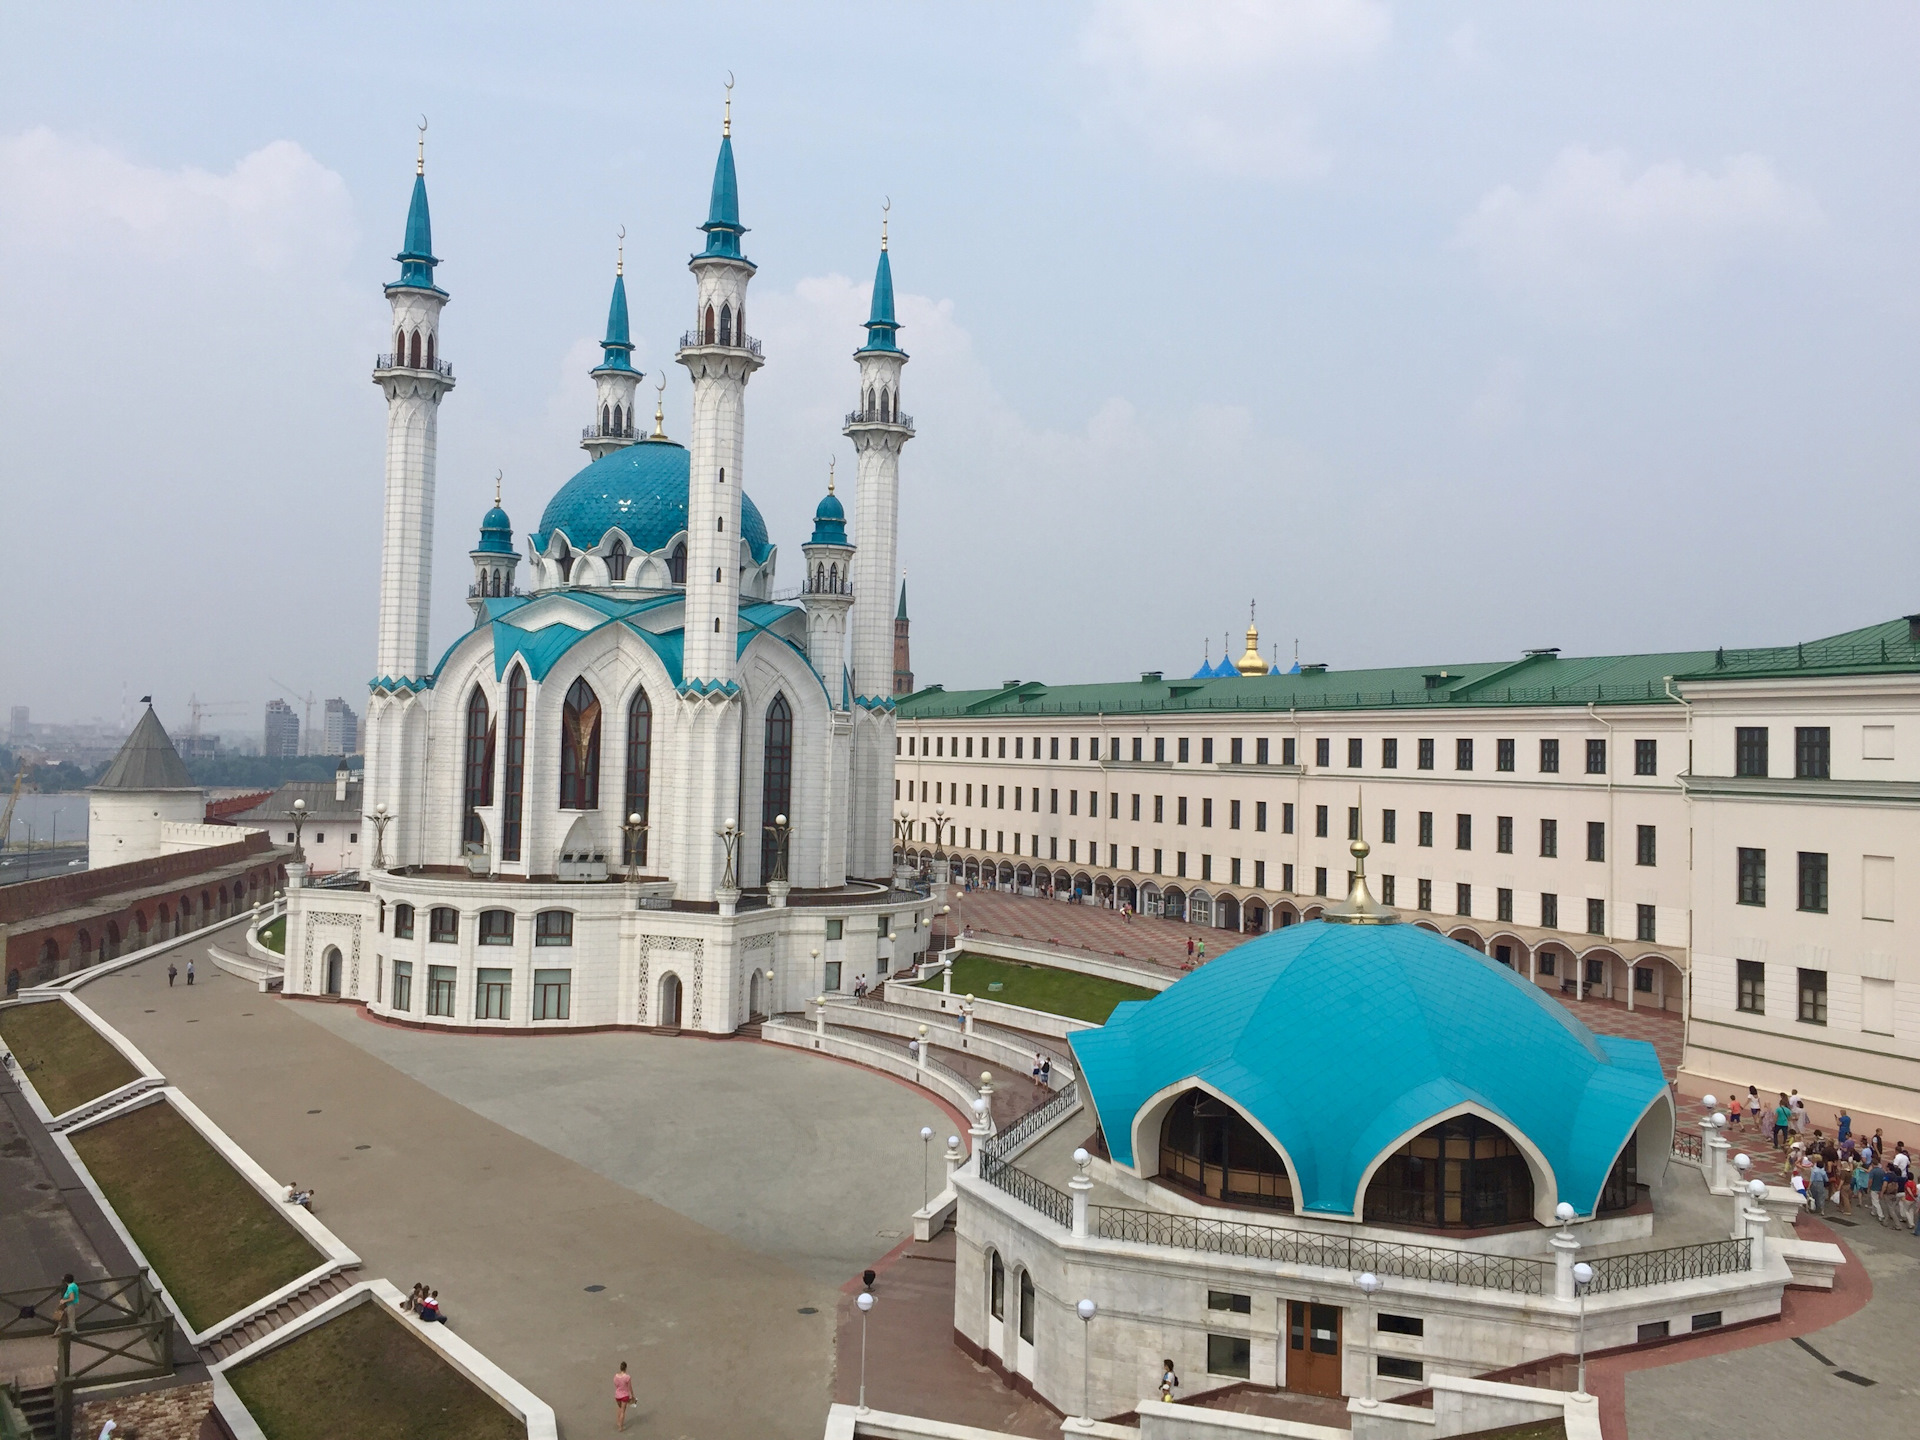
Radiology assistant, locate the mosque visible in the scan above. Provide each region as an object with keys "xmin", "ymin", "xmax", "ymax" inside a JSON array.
[{"xmin": 283, "ymin": 102, "xmax": 931, "ymax": 1030}]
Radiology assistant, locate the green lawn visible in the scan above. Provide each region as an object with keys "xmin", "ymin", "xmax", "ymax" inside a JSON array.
[
  {"xmin": 917, "ymin": 953, "xmax": 1155, "ymax": 1024},
  {"xmin": 228, "ymin": 1301, "xmax": 525, "ymax": 1440},
  {"xmin": 0, "ymin": 1001, "xmax": 139, "ymax": 1115},
  {"xmin": 67, "ymin": 1100, "xmax": 321, "ymax": 1331},
  {"xmin": 258, "ymin": 915, "xmax": 286, "ymax": 953}
]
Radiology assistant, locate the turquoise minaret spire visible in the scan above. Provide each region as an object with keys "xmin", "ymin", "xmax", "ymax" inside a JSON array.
[
  {"xmin": 699, "ymin": 90, "xmax": 750, "ymax": 263},
  {"xmin": 584, "ymin": 230, "xmax": 643, "ymax": 459},
  {"xmin": 599, "ymin": 244, "xmax": 635, "ymax": 372},
  {"xmin": 392, "ymin": 127, "xmax": 441, "ymax": 293},
  {"xmin": 861, "ymin": 238, "xmax": 901, "ymax": 354}
]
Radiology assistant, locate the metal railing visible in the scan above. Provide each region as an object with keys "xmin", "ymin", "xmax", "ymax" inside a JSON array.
[
  {"xmin": 581, "ymin": 424, "xmax": 636, "ymax": 441},
  {"xmin": 981, "ymin": 1151, "xmax": 1074, "ymax": 1228},
  {"xmin": 1671, "ymin": 1129, "xmax": 1704, "ymax": 1161},
  {"xmin": 1089, "ymin": 1207, "xmax": 1550, "ymax": 1294},
  {"xmin": 374, "ymin": 353, "xmax": 455, "ymax": 378},
  {"xmin": 845, "ymin": 407, "xmax": 915, "ymax": 430},
  {"xmin": 679, "ymin": 328, "xmax": 763, "ymax": 357},
  {"xmin": 985, "ymin": 1082, "xmax": 1079, "ymax": 1159},
  {"xmin": 1584, "ymin": 1237, "xmax": 1751, "ymax": 1294}
]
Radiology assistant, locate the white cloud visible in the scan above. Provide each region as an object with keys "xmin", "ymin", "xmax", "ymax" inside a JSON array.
[
  {"xmin": 0, "ymin": 127, "xmax": 355, "ymax": 272},
  {"xmin": 1077, "ymin": 0, "xmax": 1391, "ymax": 179},
  {"xmin": 1457, "ymin": 147, "xmax": 1821, "ymax": 319}
]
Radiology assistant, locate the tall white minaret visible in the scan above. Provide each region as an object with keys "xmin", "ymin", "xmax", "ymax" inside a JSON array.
[
  {"xmin": 677, "ymin": 90, "xmax": 761, "ymax": 686},
  {"xmin": 372, "ymin": 125, "xmax": 454, "ymax": 683},
  {"xmin": 583, "ymin": 232, "xmax": 643, "ymax": 461},
  {"xmin": 845, "ymin": 211, "xmax": 912, "ymax": 879},
  {"xmin": 668, "ymin": 92, "xmax": 762, "ymax": 902}
]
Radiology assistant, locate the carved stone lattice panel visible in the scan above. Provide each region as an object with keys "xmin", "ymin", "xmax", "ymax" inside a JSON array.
[
  {"xmin": 300, "ymin": 911, "xmax": 362, "ymax": 994},
  {"xmin": 637, "ymin": 935, "xmax": 703, "ymax": 1025}
]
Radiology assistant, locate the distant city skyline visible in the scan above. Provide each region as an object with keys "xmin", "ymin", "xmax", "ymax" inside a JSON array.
[{"xmin": 3, "ymin": 4, "xmax": 1916, "ymax": 721}]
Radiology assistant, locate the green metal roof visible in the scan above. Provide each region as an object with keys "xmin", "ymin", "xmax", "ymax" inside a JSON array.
[{"xmin": 895, "ymin": 616, "xmax": 1920, "ymax": 720}]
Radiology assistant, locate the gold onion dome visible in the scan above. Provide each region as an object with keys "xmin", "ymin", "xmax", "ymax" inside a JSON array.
[{"xmin": 1236, "ymin": 607, "xmax": 1270, "ymax": 676}]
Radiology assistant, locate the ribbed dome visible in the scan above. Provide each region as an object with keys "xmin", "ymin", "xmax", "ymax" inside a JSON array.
[
  {"xmin": 475, "ymin": 505, "xmax": 515, "ymax": 555},
  {"xmin": 534, "ymin": 438, "xmax": 772, "ymax": 563},
  {"xmin": 1069, "ymin": 920, "xmax": 1669, "ymax": 1217}
]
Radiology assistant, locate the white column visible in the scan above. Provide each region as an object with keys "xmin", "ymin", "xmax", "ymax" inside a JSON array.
[
  {"xmin": 1070, "ymin": 1148, "xmax": 1093, "ymax": 1239},
  {"xmin": 1550, "ymin": 1206, "xmax": 1580, "ymax": 1300}
]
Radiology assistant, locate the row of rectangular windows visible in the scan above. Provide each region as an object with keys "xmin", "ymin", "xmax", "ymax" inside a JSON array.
[
  {"xmin": 387, "ymin": 960, "xmax": 573, "ymax": 1020},
  {"xmin": 380, "ymin": 902, "xmax": 575, "ymax": 945},
  {"xmin": 900, "ymin": 732, "xmax": 1658, "ymax": 775},
  {"xmin": 1732, "ymin": 960, "xmax": 1866, "ymax": 1028}
]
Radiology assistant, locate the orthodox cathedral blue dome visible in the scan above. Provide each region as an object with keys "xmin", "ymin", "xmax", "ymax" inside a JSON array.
[{"xmin": 534, "ymin": 437, "xmax": 773, "ymax": 562}]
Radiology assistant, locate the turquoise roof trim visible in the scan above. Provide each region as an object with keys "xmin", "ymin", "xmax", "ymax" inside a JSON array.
[
  {"xmin": 598, "ymin": 273, "xmax": 635, "ymax": 372},
  {"xmin": 535, "ymin": 438, "xmax": 773, "ymax": 563},
  {"xmin": 860, "ymin": 247, "xmax": 900, "ymax": 353},
  {"xmin": 390, "ymin": 173, "xmax": 443, "ymax": 293},
  {"xmin": 699, "ymin": 135, "xmax": 749, "ymax": 262},
  {"xmin": 1068, "ymin": 922, "xmax": 1668, "ymax": 1218}
]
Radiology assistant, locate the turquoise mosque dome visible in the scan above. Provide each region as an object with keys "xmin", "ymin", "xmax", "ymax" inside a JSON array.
[
  {"xmin": 1069, "ymin": 916, "xmax": 1671, "ymax": 1219},
  {"xmin": 475, "ymin": 504, "xmax": 515, "ymax": 556},
  {"xmin": 534, "ymin": 437, "xmax": 772, "ymax": 562},
  {"xmin": 809, "ymin": 488, "xmax": 848, "ymax": 546}
]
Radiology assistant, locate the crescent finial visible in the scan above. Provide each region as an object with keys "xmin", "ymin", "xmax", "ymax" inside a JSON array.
[
  {"xmin": 494, "ymin": 469, "xmax": 502, "ymax": 506},
  {"xmin": 416, "ymin": 116, "xmax": 427, "ymax": 174},
  {"xmin": 723, "ymin": 72, "xmax": 735, "ymax": 136},
  {"xmin": 616, "ymin": 224, "xmax": 626, "ymax": 274}
]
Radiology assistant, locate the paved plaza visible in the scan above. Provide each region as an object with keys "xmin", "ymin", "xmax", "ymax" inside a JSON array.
[{"xmin": 74, "ymin": 923, "xmax": 952, "ymax": 1440}]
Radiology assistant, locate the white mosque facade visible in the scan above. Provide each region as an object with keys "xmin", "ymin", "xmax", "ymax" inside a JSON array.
[{"xmin": 284, "ymin": 114, "xmax": 930, "ymax": 1031}]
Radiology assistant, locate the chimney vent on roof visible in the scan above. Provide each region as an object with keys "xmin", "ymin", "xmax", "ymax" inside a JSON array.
[
  {"xmin": 1300, "ymin": 663, "xmax": 1328, "ymax": 676},
  {"xmin": 1423, "ymin": 671, "xmax": 1452, "ymax": 690},
  {"xmin": 1523, "ymin": 647, "xmax": 1561, "ymax": 658},
  {"xmin": 1000, "ymin": 680, "xmax": 1021, "ymax": 689}
]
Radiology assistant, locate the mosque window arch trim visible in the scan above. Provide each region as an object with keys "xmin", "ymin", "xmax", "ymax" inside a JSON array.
[
  {"xmin": 463, "ymin": 685, "xmax": 494, "ymax": 850},
  {"xmin": 559, "ymin": 677, "xmax": 602, "ymax": 810},
  {"xmin": 704, "ymin": 305, "xmax": 716, "ymax": 345},
  {"xmin": 606, "ymin": 539, "xmax": 629, "ymax": 583},
  {"xmin": 409, "ymin": 329, "xmax": 422, "ymax": 368},
  {"xmin": 1144, "ymin": 1084, "xmax": 1298, "ymax": 1212},
  {"xmin": 623, "ymin": 689, "xmax": 652, "ymax": 867},
  {"xmin": 760, "ymin": 693, "xmax": 794, "ymax": 881},
  {"xmin": 669, "ymin": 542, "xmax": 688, "ymax": 586},
  {"xmin": 502, "ymin": 665, "xmax": 527, "ymax": 861},
  {"xmin": 719, "ymin": 302, "xmax": 733, "ymax": 346},
  {"xmin": 1358, "ymin": 1108, "xmax": 1544, "ymax": 1230},
  {"xmin": 426, "ymin": 331, "xmax": 435, "ymax": 369}
]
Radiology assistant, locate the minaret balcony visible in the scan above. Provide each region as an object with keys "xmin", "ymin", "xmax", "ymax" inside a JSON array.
[
  {"xmin": 803, "ymin": 579, "xmax": 854, "ymax": 598},
  {"xmin": 844, "ymin": 407, "xmax": 913, "ymax": 431},
  {"xmin": 375, "ymin": 353, "xmax": 455, "ymax": 379},
  {"xmin": 678, "ymin": 328, "xmax": 764, "ymax": 359},
  {"xmin": 581, "ymin": 424, "xmax": 636, "ymax": 442}
]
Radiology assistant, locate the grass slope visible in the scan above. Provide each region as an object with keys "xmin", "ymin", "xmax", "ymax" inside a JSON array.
[
  {"xmin": 67, "ymin": 1100, "xmax": 321, "ymax": 1331},
  {"xmin": 918, "ymin": 953, "xmax": 1154, "ymax": 1024},
  {"xmin": 258, "ymin": 915, "xmax": 286, "ymax": 953},
  {"xmin": 228, "ymin": 1302, "xmax": 524, "ymax": 1440},
  {"xmin": 0, "ymin": 1001, "xmax": 139, "ymax": 1115}
]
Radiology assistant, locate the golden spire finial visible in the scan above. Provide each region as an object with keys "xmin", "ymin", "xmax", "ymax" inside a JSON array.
[
  {"xmin": 494, "ymin": 469, "xmax": 502, "ymax": 507},
  {"xmin": 417, "ymin": 116, "xmax": 428, "ymax": 175},
  {"xmin": 723, "ymin": 72, "xmax": 734, "ymax": 137},
  {"xmin": 616, "ymin": 225, "xmax": 625, "ymax": 276},
  {"xmin": 882, "ymin": 196, "xmax": 890, "ymax": 252},
  {"xmin": 651, "ymin": 374, "xmax": 667, "ymax": 439}
]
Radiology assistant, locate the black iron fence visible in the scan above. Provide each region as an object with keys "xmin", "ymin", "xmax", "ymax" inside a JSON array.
[
  {"xmin": 1584, "ymin": 1237, "xmax": 1751, "ymax": 1294},
  {"xmin": 374, "ymin": 353, "xmax": 455, "ymax": 378},
  {"xmin": 980, "ymin": 1151, "xmax": 1074, "ymax": 1228},
  {"xmin": 1089, "ymin": 1207, "xmax": 1549, "ymax": 1295},
  {"xmin": 679, "ymin": 328, "xmax": 764, "ymax": 357},
  {"xmin": 985, "ymin": 1082, "xmax": 1079, "ymax": 1159},
  {"xmin": 1671, "ymin": 1129, "xmax": 1704, "ymax": 1161},
  {"xmin": 845, "ymin": 407, "xmax": 915, "ymax": 430}
]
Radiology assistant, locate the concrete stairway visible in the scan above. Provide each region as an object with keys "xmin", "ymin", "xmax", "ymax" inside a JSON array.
[{"xmin": 198, "ymin": 1270, "xmax": 356, "ymax": 1363}]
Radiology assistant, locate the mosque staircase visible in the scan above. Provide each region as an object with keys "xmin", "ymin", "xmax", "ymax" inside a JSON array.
[
  {"xmin": 10, "ymin": 1382, "xmax": 55, "ymax": 1440},
  {"xmin": 197, "ymin": 1270, "xmax": 356, "ymax": 1363}
]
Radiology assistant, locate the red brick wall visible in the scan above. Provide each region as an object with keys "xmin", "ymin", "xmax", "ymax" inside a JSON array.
[
  {"xmin": 76, "ymin": 1379, "xmax": 213, "ymax": 1440},
  {"xmin": 0, "ymin": 832, "xmax": 270, "ymax": 924}
]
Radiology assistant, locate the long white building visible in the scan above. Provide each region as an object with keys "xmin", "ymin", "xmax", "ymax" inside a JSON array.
[{"xmin": 893, "ymin": 614, "xmax": 1920, "ymax": 1120}]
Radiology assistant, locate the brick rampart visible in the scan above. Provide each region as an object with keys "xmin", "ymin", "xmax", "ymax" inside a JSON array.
[{"xmin": 76, "ymin": 1379, "xmax": 214, "ymax": 1440}]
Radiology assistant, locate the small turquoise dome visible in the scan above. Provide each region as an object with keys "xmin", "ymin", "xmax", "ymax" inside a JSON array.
[
  {"xmin": 809, "ymin": 490, "xmax": 848, "ymax": 546},
  {"xmin": 475, "ymin": 505, "xmax": 514, "ymax": 556},
  {"xmin": 1070, "ymin": 920, "xmax": 1669, "ymax": 1218},
  {"xmin": 534, "ymin": 438, "xmax": 772, "ymax": 563}
]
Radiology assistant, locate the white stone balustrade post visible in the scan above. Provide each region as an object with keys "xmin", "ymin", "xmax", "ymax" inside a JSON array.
[
  {"xmin": 1070, "ymin": 1148, "xmax": 1093, "ymax": 1238},
  {"xmin": 813, "ymin": 995, "xmax": 827, "ymax": 1038},
  {"xmin": 1707, "ymin": 1112, "xmax": 1730, "ymax": 1191},
  {"xmin": 1742, "ymin": 1182, "xmax": 1770, "ymax": 1267},
  {"xmin": 944, "ymin": 1134, "xmax": 963, "ymax": 1185},
  {"xmin": 1550, "ymin": 1203, "xmax": 1580, "ymax": 1300},
  {"xmin": 1729, "ymin": 1154, "xmax": 1752, "ymax": 1237}
]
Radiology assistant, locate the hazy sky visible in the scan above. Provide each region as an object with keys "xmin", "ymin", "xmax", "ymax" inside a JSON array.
[{"xmin": 2, "ymin": 3, "xmax": 1915, "ymax": 734}]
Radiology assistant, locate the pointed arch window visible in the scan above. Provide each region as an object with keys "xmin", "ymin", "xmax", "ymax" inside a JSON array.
[
  {"xmin": 502, "ymin": 665, "xmax": 527, "ymax": 861},
  {"xmin": 828, "ymin": 562, "xmax": 838, "ymax": 590},
  {"xmin": 560, "ymin": 678, "xmax": 602, "ymax": 809},
  {"xmin": 409, "ymin": 329, "xmax": 422, "ymax": 368},
  {"xmin": 624, "ymin": 690, "xmax": 652, "ymax": 867},
  {"xmin": 395, "ymin": 328, "xmax": 406, "ymax": 359},
  {"xmin": 602, "ymin": 404, "xmax": 611, "ymax": 432},
  {"xmin": 669, "ymin": 542, "xmax": 687, "ymax": 585},
  {"xmin": 880, "ymin": 385, "xmax": 891, "ymax": 421},
  {"xmin": 719, "ymin": 302, "xmax": 733, "ymax": 346},
  {"xmin": 704, "ymin": 305, "xmax": 716, "ymax": 345},
  {"xmin": 761, "ymin": 693, "xmax": 793, "ymax": 881},
  {"xmin": 866, "ymin": 386, "xmax": 876, "ymax": 416},
  {"xmin": 1362, "ymin": 1114, "xmax": 1534, "ymax": 1228},
  {"xmin": 1159, "ymin": 1089, "xmax": 1294, "ymax": 1211},
  {"xmin": 607, "ymin": 540, "xmax": 629, "ymax": 582},
  {"xmin": 463, "ymin": 686, "xmax": 494, "ymax": 849},
  {"xmin": 613, "ymin": 403, "xmax": 624, "ymax": 435},
  {"xmin": 426, "ymin": 332, "xmax": 436, "ymax": 369}
]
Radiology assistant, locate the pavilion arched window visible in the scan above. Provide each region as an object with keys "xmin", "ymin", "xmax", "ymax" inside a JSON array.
[
  {"xmin": 669, "ymin": 542, "xmax": 688, "ymax": 585},
  {"xmin": 719, "ymin": 302, "xmax": 733, "ymax": 346},
  {"xmin": 560, "ymin": 678, "xmax": 601, "ymax": 809},
  {"xmin": 502, "ymin": 665, "xmax": 527, "ymax": 861},
  {"xmin": 624, "ymin": 690, "xmax": 651, "ymax": 867},
  {"xmin": 1362, "ymin": 1114, "xmax": 1534, "ymax": 1229},
  {"xmin": 606, "ymin": 540, "xmax": 629, "ymax": 582},
  {"xmin": 760, "ymin": 693, "xmax": 793, "ymax": 880},
  {"xmin": 1159, "ymin": 1089, "xmax": 1293, "ymax": 1210},
  {"xmin": 463, "ymin": 686, "xmax": 494, "ymax": 849}
]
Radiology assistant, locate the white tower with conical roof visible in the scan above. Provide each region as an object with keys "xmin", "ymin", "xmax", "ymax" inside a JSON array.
[
  {"xmin": 583, "ymin": 236, "xmax": 643, "ymax": 461},
  {"xmin": 845, "ymin": 215, "xmax": 912, "ymax": 879}
]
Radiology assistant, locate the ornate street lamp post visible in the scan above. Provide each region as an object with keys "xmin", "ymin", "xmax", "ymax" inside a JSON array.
[
  {"xmin": 365, "ymin": 802, "xmax": 393, "ymax": 872},
  {"xmin": 764, "ymin": 812, "xmax": 791, "ymax": 883},
  {"xmin": 716, "ymin": 818, "xmax": 740, "ymax": 891},
  {"xmin": 620, "ymin": 811, "xmax": 649, "ymax": 886}
]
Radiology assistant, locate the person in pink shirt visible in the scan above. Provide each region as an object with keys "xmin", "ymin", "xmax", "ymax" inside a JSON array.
[{"xmin": 614, "ymin": 1362, "xmax": 635, "ymax": 1431}]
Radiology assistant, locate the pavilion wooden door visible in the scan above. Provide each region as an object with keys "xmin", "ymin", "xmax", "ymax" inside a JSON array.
[{"xmin": 1286, "ymin": 1300, "xmax": 1343, "ymax": 1396}]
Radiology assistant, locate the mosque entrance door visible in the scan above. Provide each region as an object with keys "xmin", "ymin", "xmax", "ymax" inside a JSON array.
[
  {"xmin": 659, "ymin": 973, "xmax": 683, "ymax": 1029},
  {"xmin": 324, "ymin": 947, "xmax": 343, "ymax": 997},
  {"xmin": 1286, "ymin": 1300, "xmax": 1343, "ymax": 1397}
]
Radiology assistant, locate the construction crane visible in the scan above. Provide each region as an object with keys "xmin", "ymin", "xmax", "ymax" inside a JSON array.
[
  {"xmin": 0, "ymin": 766, "xmax": 22, "ymax": 852},
  {"xmin": 185, "ymin": 694, "xmax": 247, "ymax": 755},
  {"xmin": 268, "ymin": 679, "xmax": 318, "ymax": 756}
]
